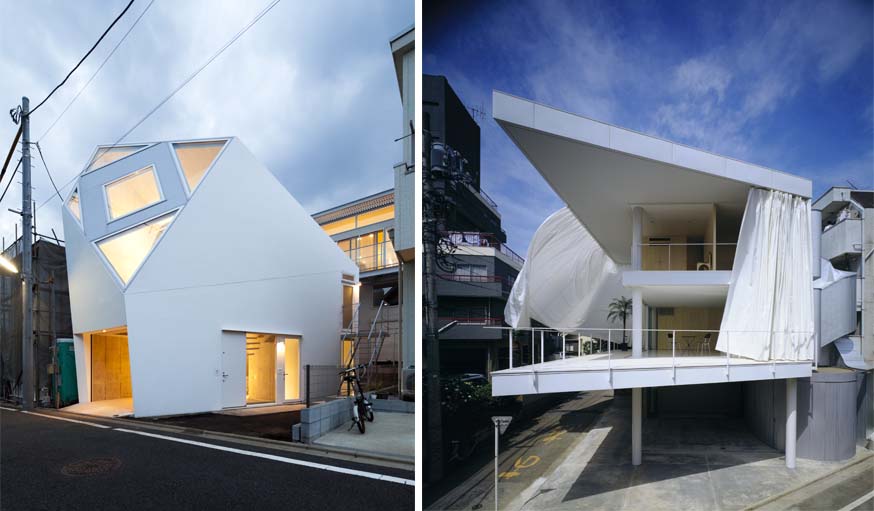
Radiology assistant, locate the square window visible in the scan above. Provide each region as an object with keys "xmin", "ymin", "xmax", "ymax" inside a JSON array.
[{"xmin": 105, "ymin": 166, "xmax": 162, "ymax": 220}]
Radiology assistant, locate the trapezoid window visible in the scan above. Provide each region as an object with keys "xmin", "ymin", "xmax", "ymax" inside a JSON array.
[
  {"xmin": 104, "ymin": 166, "xmax": 162, "ymax": 221},
  {"xmin": 87, "ymin": 145, "xmax": 147, "ymax": 172},
  {"xmin": 96, "ymin": 211, "xmax": 176, "ymax": 285},
  {"xmin": 173, "ymin": 140, "xmax": 226, "ymax": 192},
  {"xmin": 68, "ymin": 188, "xmax": 81, "ymax": 221}
]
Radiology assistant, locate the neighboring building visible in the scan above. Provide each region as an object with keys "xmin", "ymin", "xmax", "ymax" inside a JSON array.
[
  {"xmin": 391, "ymin": 26, "xmax": 415, "ymax": 397},
  {"xmin": 313, "ymin": 189, "xmax": 401, "ymax": 392},
  {"xmin": 0, "ymin": 235, "xmax": 74, "ymax": 406},
  {"xmin": 490, "ymin": 91, "xmax": 871, "ymax": 468},
  {"xmin": 62, "ymin": 137, "xmax": 357, "ymax": 418},
  {"xmin": 424, "ymin": 75, "xmax": 523, "ymax": 377},
  {"xmin": 814, "ymin": 187, "xmax": 874, "ymax": 368}
]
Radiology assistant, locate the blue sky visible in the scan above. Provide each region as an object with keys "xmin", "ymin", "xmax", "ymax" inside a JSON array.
[
  {"xmin": 424, "ymin": 0, "xmax": 873, "ymax": 255},
  {"xmin": 0, "ymin": 1, "xmax": 412, "ymax": 247}
]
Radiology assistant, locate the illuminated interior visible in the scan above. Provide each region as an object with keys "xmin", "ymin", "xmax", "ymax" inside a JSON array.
[
  {"xmin": 246, "ymin": 333, "xmax": 276, "ymax": 404},
  {"xmin": 90, "ymin": 328, "xmax": 132, "ymax": 401},
  {"xmin": 321, "ymin": 205, "xmax": 395, "ymax": 235},
  {"xmin": 68, "ymin": 188, "xmax": 81, "ymax": 221},
  {"xmin": 96, "ymin": 211, "xmax": 176, "ymax": 285},
  {"xmin": 105, "ymin": 166, "xmax": 162, "ymax": 220},
  {"xmin": 173, "ymin": 140, "xmax": 226, "ymax": 192},
  {"xmin": 283, "ymin": 337, "xmax": 301, "ymax": 401},
  {"xmin": 87, "ymin": 145, "xmax": 147, "ymax": 172}
]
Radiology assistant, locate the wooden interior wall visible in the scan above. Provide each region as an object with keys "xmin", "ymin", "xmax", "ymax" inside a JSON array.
[
  {"xmin": 642, "ymin": 236, "xmax": 687, "ymax": 270},
  {"xmin": 91, "ymin": 334, "xmax": 132, "ymax": 401},
  {"xmin": 655, "ymin": 307, "xmax": 723, "ymax": 351}
]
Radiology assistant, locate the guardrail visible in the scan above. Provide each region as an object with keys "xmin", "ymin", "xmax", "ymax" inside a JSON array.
[
  {"xmin": 636, "ymin": 242, "xmax": 736, "ymax": 271},
  {"xmin": 443, "ymin": 231, "xmax": 525, "ymax": 266},
  {"xmin": 491, "ymin": 327, "xmax": 814, "ymax": 381}
]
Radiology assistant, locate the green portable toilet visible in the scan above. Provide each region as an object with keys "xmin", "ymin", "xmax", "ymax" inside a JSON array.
[{"xmin": 55, "ymin": 339, "xmax": 79, "ymax": 407}]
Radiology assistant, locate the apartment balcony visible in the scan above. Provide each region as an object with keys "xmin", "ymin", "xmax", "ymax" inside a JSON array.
[
  {"xmin": 821, "ymin": 218, "xmax": 862, "ymax": 261},
  {"xmin": 490, "ymin": 327, "xmax": 812, "ymax": 396},
  {"xmin": 437, "ymin": 316, "xmax": 505, "ymax": 341},
  {"xmin": 436, "ymin": 273, "xmax": 515, "ymax": 298},
  {"xmin": 639, "ymin": 242, "xmax": 736, "ymax": 271},
  {"xmin": 342, "ymin": 240, "xmax": 399, "ymax": 275},
  {"xmin": 444, "ymin": 230, "xmax": 525, "ymax": 268}
]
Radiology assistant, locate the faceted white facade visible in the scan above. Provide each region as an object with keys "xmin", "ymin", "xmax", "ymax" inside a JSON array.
[{"xmin": 62, "ymin": 137, "xmax": 358, "ymax": 417}]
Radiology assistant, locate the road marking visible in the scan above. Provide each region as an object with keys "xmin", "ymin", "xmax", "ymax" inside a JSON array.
[
  {"xmin": 114, "ymin": 428, "xmax": 414, "ymax": 486},
  {"xmin": 499, "ymin": 455, "xmax": 541, "ymax": 479},
  {"xmin": 837, "ymin": 490, "xmax": 874, "ymax": 511},
  {"xmin": 0, "ymin": 406, "xmax": 18, "ymax": 411},
  {"xmin": 21, "ymin": 411, "xmax": 111, "ymax": 429}
]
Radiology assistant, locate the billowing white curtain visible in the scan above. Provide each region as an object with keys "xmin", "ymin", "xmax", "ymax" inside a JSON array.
[
  {"xmin": 716, "ymin": 188, "xmax": 814, "ymax": 361},
  {"xmin": 505, "ymin": 208, "xmax": 626, "ymax": 331}
]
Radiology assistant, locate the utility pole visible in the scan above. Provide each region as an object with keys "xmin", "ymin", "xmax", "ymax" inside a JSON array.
[
  {"xmin": 20, "ymin": 96, "xmax": 34, "ymax": 410},
  {"xmin": 423, "ymin": 115, "xmax": 444, "ymax": 482}
]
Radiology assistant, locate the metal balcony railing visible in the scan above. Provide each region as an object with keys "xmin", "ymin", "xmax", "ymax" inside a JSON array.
[
  {"xmin": 341, "ymin": 240, "xmax": 398, "ymax": 273},
  {"xmin": 490, "ymin": 327, "xmax": 815, "ymax": 377},
  {"xmin": 444, "ymin": 231, "xmax": 525, "ymax": 266},
  {"xmin": 636, "ymin": 242, "xmax": 737, "ymax": 271},
  {"xmin": 438, "ymin": 315, "xmax": 504, "ymax": 326}
]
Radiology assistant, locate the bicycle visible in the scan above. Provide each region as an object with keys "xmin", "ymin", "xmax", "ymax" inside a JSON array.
[{"xmin": 338, "ymin": 364, "xmax": 374, "ymax": 433}]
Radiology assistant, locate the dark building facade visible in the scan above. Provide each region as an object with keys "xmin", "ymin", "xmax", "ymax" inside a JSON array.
[
  {"xmin": 0, "ymin": 236, "xmax": 73, "ymax": 406},
  {"xmin": 425, "ymin": 74, "xmax": 523, "ymax": 377}
]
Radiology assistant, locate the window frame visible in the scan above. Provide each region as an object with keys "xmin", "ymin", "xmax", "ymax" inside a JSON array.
[
  {"xmin": 168, "ymin": 138, "xmax": 230, "ymax": 197},
  {"xmin": 66, "ymin": 186, "xmax": 83, "ymax": 226},
  {"xmin": 92, "ymin": 208, "xmax": 180, "ymax": 289},
  {"xmin": 102, "ymin": 164, "xmax": 166, "ymax": 223},
  {"xmin": 83, "ymin": 144, "xmax": 151, "ymax": 174}
]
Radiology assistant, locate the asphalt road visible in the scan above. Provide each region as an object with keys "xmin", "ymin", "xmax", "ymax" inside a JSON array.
[{"xmin": 0, "ymin": 408, "xmax": 413, "ymax": 511}]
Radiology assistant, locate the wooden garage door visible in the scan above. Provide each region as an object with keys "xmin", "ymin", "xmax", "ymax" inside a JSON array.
[{"xmin": 91, "ymin": 334, "xmax": 132, "ymax": 401}]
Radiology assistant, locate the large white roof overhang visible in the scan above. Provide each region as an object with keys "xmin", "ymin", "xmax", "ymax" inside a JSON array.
[{"xmin": 493, "ymin": 91, "xmax": 813, "ymax": 264}]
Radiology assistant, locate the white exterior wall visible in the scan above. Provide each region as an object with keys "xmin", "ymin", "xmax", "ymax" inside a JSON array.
[{"xmin": 64, "ymin": 137, "xmax": 356, "ymax": 417}]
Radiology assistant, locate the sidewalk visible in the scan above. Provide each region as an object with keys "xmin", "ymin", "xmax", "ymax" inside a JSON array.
[{"xmin": 315, "ymin": 412, "xmax": 414, "ymax": 461}]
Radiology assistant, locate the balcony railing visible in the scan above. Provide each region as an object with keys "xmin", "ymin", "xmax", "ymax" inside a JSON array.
[
  {"xmin": 444, "ymin": 231, "xmax": 525, "ymax": 267},
  {"xmin": 342, "ymin": 240, "xmax": 398, "ymax": 273},
  {"xmin": 438, "ymin": 316, "xmax": 504, "ymax": 326},
  {"xmin": 637, "ymin": 242, "xmax": 736, "ymax": 271},
  {"xmin": 490, "ymin": 327, "xmax": 815, "ymax": 374}
]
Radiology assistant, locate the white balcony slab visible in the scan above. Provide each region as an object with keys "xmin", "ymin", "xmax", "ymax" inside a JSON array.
[
  {"xmin": 622, "ymin": 270, "xmax": 730, "ymax": 306},
  {"xmin": 491, "ymin": 350, "xmax": 812, "ymax": 396}
]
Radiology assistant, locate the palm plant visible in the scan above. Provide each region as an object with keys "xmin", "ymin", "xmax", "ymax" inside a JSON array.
[{"xmin": 607, "ymin": 296, "xmax": 633, "ymax": 349}]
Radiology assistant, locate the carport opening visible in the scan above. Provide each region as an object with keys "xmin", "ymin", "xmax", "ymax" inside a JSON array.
[{"xmin": 91, "ymin": 329, "xmax": 132, "ymax": 402}]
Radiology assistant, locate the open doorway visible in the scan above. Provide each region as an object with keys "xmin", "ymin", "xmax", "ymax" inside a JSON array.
[
  {"xmin": 91, "ymin": 328, "xmax": 132, "ymax": 404},
  {"xmin": 245, "ymin": 334, "xmax": 275, "ymax": 404}
]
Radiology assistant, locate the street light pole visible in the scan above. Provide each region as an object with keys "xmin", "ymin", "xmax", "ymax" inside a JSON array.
[{"xmin": 20, "ymin": 96, "xmax": 34, "ymax": 410}]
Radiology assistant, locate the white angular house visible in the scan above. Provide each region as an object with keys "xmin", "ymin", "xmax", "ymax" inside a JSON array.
[
  {"xmin": 491, "ymin": 92, "xmax": 869, "ymax": 468},
  {"xmin": 62, "ymin": 137, "xmax": 358, "ymax": 418}
]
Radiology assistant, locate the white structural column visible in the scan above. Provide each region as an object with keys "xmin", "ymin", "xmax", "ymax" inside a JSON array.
[
  {"xmin": 632, "ymin": 206, "xmax": 642, "ymax": 270},
  {"xmin": 786, "ymin": 378, "xmax": 797, "ymax": 469},
  {"xmin": 632, "ymin": 289, "xmax": 643, "ymax": 357},
  {"xmin": 632, "ymin": 387, "xmax": 642, "ymax": 465}
]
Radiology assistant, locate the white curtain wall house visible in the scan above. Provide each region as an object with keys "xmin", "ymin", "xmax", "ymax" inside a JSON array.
[
  {"xmin": 505, "ymin": 208, "xmax": 626, "ymax": 331},
  {"xmin": 716, "ymin": 188, "xmax": 815, "ymax": 361}
]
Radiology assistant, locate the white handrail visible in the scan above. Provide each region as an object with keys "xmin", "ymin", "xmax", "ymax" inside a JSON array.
[
  {"xmin": 540, "ymin": 330, "xmax": 545, "ymax": 365},
  {"xmin": 672, "ymin": 329, "xmax": 676, "ymax": 382},
  {"xmin": 508, "ymin": 330, "xmax": 513, "ymax": 369}
]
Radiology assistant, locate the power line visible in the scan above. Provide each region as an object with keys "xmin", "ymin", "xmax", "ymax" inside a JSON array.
[
  {"xmin": 35, "ymin": 143, "xmax": 63, "ymax": 202},
  {"xmin": 30, "ymin": 0, "xmax": 135, "ymax": 115},
  {"xmin": 0, "ymin": 124, "xmax": 22, "ymax": 184},
  {"xmin": 0, "ymin": 159, "xmax": 21, "ymax": 205},
  {"xmin": 37, "ymin": 0, "xmax": 156, "ymax": 142},
  {"xmin": 34, "ymin": 0, "xmax": 283, "ymax": 214}
]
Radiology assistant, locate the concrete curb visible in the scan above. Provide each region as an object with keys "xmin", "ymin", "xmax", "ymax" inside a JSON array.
[
  {"xmin": 17, "ymin": 406, "xmax": 414, "ymax": 470},
  {"xmin": 743, "ymin": 451, "xmax": 874, "ymax": 510}
]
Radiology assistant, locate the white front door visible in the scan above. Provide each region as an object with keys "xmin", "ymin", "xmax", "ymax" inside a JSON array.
[
  {"xmin": 275, "ymin": 340, "xmax": 286, "ymax": 403},
  {"xmin": 221, "ymin": 332, "xmax": 246, "ymax": 408}
]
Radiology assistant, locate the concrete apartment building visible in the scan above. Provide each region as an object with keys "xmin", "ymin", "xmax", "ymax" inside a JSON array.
[
  {"xmin": 424, "ymin": 75, "xmax": 524, "ymax": 377},
  {"xmin": 62, "ymin": 137, "xmax": 358, "ymax": 418},
  {"xmin": 490, "ymin": 91, "xmax": 873, "ymax": 468},
  {"xmin": 391, "ymin": 26, "xmax": 415, "ymax": 397},
  {"xmin": 313, "ymin": 189, "xmax": 401, "ymax": 391}
]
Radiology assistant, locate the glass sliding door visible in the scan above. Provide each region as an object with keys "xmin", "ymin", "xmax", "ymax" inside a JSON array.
[{"xmin": 284, "ymin": 337, "xmax": 301, "ymax": 401}]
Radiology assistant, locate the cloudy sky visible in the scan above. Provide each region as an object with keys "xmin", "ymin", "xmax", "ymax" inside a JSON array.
[
  {"xmin": 424, "ymin": 0, "xmax": 873, "ymax": 255},
  {"xmin": 0, "ymin": 0, "xmax": 412, "ymax": 248}
]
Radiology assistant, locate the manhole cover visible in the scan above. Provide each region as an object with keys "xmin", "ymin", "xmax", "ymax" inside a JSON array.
[{"xmin": 61, "ymin": 457, "xmax": 122, "ymax": 477}]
